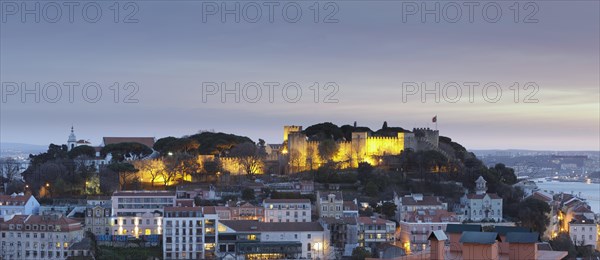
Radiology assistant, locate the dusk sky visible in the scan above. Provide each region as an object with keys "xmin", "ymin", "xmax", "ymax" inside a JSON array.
[{"xmin": 1, "ymin": 1, "xmax": 598, "ymax": 150}]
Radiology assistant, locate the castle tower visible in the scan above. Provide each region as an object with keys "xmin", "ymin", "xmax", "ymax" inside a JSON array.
[
  {"xmin": 283, "ymin": 125, "xmax": 302, "ymax": 142},
  {"xmin": 67, "ymin": 126, "xmax": 77, "ymax": 151},
  {"xmin": 475, "ymin": 176, "xmax": 487, "ymax": 195}
]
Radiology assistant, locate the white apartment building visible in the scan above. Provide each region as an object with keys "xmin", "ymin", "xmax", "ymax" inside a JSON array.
[
  {"xmin": 218, "ymin": 220, "xmax": 331, "ymax": 259},
  {"xmin": 569, "ymin": 216, "xmax": 598, "ymax": 249},
  {"xmin": 111, "ymin": 212, "xmax": 163, "ymax": 237},
  {"xmin": 162, "ymin": 206, "xmax": 219, "ymax": 260},
  {"xmin": 111, "ymin": 190, "xmax": 176, "ymax": 216},
  {"xmin": 263, "ymin": 199, "xmax": 311, "ymax": 223},
  {"xmin": 0, "ymin": 193, "xmax": 40, "ymax": 218},
  {"xmin": 0, "ymin": 214, "xmax": 84, "ymax": 260},
  {"xmin": 110, "ymin": 190, "xmax": 176, "ymax": 237}
]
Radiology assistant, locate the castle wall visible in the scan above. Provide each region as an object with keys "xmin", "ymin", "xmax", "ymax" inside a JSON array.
[{"xmin": 285, "ymin": 127, "xmax": 412, "ymax": 172}]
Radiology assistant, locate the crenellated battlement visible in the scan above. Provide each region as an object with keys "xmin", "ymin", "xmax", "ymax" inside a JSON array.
[{"xmin": 282, "ymin": 124, "xmax": 440, "ymax": 173}]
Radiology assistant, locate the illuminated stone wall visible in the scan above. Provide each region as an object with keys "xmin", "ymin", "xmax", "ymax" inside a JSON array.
[{"xmin": 285, "ymin": 126, "xmax": 418, "ymax": 172}]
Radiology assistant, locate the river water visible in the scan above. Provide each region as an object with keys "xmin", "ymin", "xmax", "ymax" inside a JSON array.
[{"xmin": 535, "ymin": 179, "xmax": 600, "ymax": 213}]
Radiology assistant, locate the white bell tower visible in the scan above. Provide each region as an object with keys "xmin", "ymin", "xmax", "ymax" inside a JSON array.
[
  {"xmin": 67, "ymin": 126, "xmax": 77, "ymax": 151},
  {"xmin": 475, "ymin": 176, "xmax": 487, "ymax": 195}
]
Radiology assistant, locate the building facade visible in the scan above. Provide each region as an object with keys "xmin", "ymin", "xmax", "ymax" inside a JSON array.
[
  {"xmin": 263, "ymin": 199, "xmax": 311, "ymax": 223},
  {"xmin": 218, "ymin": 220, "xmax": 330, "ymax": 260},
  {"xmin": 0, "ymin": 193, "xmax": 40, "ymax": 218},
  {"xmin": 110, "ymin": 190, "xmax": 176, "ymax": 237},
  {"xmin": 393, "ymin": 193, "xmax": 447, "ymax": 222},
  {"xmin": 0, "ymin": 214, "xmax": 84, "ymax": 260},
  {"xmin": 162, "ymin": 206, "xmax": 219, "ymax": 259},
  {"xmin": 569, "ymin": 216, "xmax": 598, "ymax": 249},
  {"xmin": 316, "ymin": 192, "xmax": 344, "ymax": 218},
  {"xmin": 357, "ymin": 217, "xmax": 396, "ymax": 249},
  {"xmin": 459, "ymin": 176, "xmax": 503, "ymax": 222},
  {"xmin": 84, "ymin": 205, "xmax": 111, "ymax": 236},
  {"xmin": 398, "ymin": 209, "xmax": 460, "ymax": 252}
]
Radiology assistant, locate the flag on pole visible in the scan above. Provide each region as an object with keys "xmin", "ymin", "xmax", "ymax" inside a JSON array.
[{"xmin": 432, "ymin": 116, "xmax": 437, "ymax": 123}]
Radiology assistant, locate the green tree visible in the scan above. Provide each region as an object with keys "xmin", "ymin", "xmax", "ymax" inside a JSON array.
[
  {"xmin": 549, "ymin": 233, "xmax": 577, "ymax": 258},
  {"xmin": 365, "ymin": 181, "xmax": 378, "ymax": 197},
  {"xmin": 357, "ymin": 162, "xmax": 374, "ymax": 183},
  {"xmin": 153, "ymin": 136, "xmax": 178, "ymax": 154},
  {"xmin": 107, "ymin": 162, "xmax": 140, "ymax": 190},
  {"xmin": 379, "ymin": 201, "xmax": 397, "ymax": 219},
  {"xmin": 351, "ymin": 247, "xmax": 371, "ymax": 260},
  {"xmin": 229, "ymin": 142, "xmax": 265, "ymax": 176},
  {"xmin": 517, "ymin": 197, "xmax": 551, "ymax": 235},
  {"xmin": 318, "ymin": 139, "xmax": 339, "ymax": 163},
  {"xmin": 241, "ymin": 188, "xmax": 255, "ymax": 201},
  {"xmin": 101, "ymin": 142, "xmax": 152, "ymax": 162},
  {"xmin": 68, "ymin": 145, "xmax": 96, "ymax": 159}
]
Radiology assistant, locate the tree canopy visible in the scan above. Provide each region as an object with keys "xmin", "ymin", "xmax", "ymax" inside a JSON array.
[
  {"xmin": 100, "ymin": 142, "xmax": 153, "ymax": 162},
  {"xmin": 68, "ymin": 145, "xmax": 97, "ymax": 159}
]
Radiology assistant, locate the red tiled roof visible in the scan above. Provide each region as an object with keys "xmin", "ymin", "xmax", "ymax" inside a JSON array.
[
  {"xmin": 401, "ymin": 196, "xmax": 443, "ymax": 206},
  {"xmin": 175, "ymin": 199, "xmax": 194, "ymax": 207},
  {"xmin": 343, "ymin": 201, "xmax": 358, "ymax": 211},
  {"xmin": 0, "ymin": 215, "xmax": 82, "ymax": 232},
  {"xmin": 0, "ymin": 194, "xmax": 33, "ymax": 205},
  {"xmin": 321, "ymin": 216, "xmax": 358, "ymax": 225},
  {"xmin": 530, "ymin": 191, "xmax": 552, "ymax": 203},
  {"xmin": 103, "ymin": 137, "xmax": 155, "ymax": 148},
  {"xmin": 402, "ymin": 209, "xmax": 459, "ymax": 223}
]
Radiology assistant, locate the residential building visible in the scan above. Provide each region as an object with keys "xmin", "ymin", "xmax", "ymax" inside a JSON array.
[
  {"xmin": 0, "ymin": 193, "xmax": 40, "ymax": 218},
  {"xmin": 398, "ymin": 209, "xmax": 460, "ymax": 252},
  {"xmin": 111, "ymin": 212, "xmax": 163, "ymax": 237},
  {"xmin": 343, "ymin": 201, "xmax": 359, "ymax": 218},
  {"xmin": 320, "ymin": 216, "xmax": 359, "ymax": 258},
  {"xmin": 218, "ymin": 220, "xmax": 330, "ymax": 259},
  {"xmin": 162, "ymin": 206, "xmax": 219, "ymax": 259},
  {"xmin": 357, "ymin": 216, "xmax": 396, "ymax": 249},
  {"xmin": 316, "ymin": 192, "xmax": 344, "ymax": 218},
  {"xmin": 393, "ymin": 193, "xmax": 447, "ymax": 222},
  {"xmin": 230, "ymin": 202, "xmax": 264, "ymax": 221},
  {"xmin": 0, "ymin": 214, "xmax": 84, "ymax": 260},
  {"xmin": 84, "ymin": 205, "xmax": 111, "ymax": 236},
  {"xmin": 263, "ymin": 199, "xmax": 311, "ymax": 223},
  {"xmin": 111, "ymin": 190, "xmax": 176, "ymax": 217},
  {"xmin": 569, "ymin": 215, "xmax": 597, "ymax": 249},
  {"xmin": 110, "ymin": 190, "xmax": 176, "ymax": 237},
  {"xmin": 459, "ymin": 176, "xmax": 503, "ymax": 222}
]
